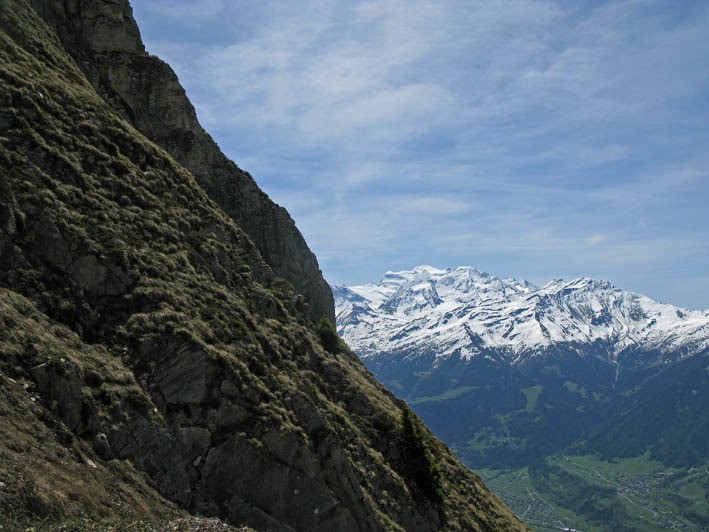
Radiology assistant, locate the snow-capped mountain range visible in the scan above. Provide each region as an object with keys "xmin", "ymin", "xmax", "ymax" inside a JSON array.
[
  {"xmin": 335, "ymin": 265, "xmax": 709, "ymax": 364},
  {"xmin": 336, "ymin": 266, "xmax": 709, "ymax": 527}
]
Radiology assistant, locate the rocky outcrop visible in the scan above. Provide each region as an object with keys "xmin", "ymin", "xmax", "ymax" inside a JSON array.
[
  {"xmin": 0, "ymin": 2, "xmax": 527, "ymax": 531},
  {"xmin": 29, "ymin": 0, "xmax": 335, "ymax": 324}
]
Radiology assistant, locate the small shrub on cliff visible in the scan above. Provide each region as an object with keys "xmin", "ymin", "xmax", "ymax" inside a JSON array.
[
  {"xmin": 316, "ymin": 316, "xmax": 344, "ymax": 354},
  {"xmin": 398, "ymin": 409, "xmax": 443, "ymax": 504}
]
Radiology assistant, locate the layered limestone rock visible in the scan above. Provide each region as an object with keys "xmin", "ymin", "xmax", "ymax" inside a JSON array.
[
  {"xmin": 29, "ymin": 0, "xmax": 335, "ymax": 324},
  {"xmin": 0, "ymin": 2, "xmax": 527, "ymax": 531}
]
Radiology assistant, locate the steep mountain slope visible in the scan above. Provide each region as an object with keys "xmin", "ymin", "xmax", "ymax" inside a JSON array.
[
  {"xmin": 336, "ymin": 266, "xmax": 709, "ymax": 530},
  {"xmin": 28, "ymin": 0, "xmax": 334, "ymax": 324},
  {"xmin": 587, "ymin": 348, "xmax": 709, "ymax": 467},
  {"xmin": 0, "ymin": 3, "xmax": 526, "ymax": 531},
  {"xmin": 0, "ymin": 288, "xmax": 183, "ymax": 526}
]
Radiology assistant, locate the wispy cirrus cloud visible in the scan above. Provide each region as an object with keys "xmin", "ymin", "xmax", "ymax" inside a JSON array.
[{"xmin": 131, "ymin": 0, "xmax": 709, "ymax": 309}]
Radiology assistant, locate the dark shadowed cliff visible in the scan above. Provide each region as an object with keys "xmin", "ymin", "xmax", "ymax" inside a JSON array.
[{"xmin": 0, "ymin": 1, "xmax": 527, "ymax": 530}]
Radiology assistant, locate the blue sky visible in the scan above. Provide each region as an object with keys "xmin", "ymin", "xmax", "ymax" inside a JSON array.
[{"xmin": 130, "ymin": 0, "xmax": 709, "ymax": 310}]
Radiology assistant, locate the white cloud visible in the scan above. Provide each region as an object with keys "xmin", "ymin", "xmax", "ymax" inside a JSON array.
[
  {"xmin": 131, "ymin": 0, "xmax": 709, "ymax": 309},
  {"xmin": 136, "ymin": 0, "xmax": 227, "ymax": 22},
  {"xmin": 395, "ymin": 196, "xmax": 474, "ymax": 215},
  {"xmin": 588, "ymin": 233, "xmax": 605, "ymax": 246}
]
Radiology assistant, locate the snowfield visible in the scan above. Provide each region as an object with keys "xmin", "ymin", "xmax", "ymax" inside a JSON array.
[{"xmin": 335, "ymin": 266, "xmax": 709, "ymax": 364}]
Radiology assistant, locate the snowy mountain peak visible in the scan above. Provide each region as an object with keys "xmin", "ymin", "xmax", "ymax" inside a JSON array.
[
  {"xmin": 335, "ymin": 266, "xmax": 709, "ymax": 364},
  {"xmin": 543, "ymin": 277, "xmax": 613, "ymax": 291}
]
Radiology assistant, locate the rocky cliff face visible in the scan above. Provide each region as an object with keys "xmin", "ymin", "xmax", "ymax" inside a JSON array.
[
  {"xmin": 0, "ymin": 1, "xmax": 526, "ymax": 531},
  {"xmin": 29, "ymin": 0, "xmax": 335, "ymax": 324}
]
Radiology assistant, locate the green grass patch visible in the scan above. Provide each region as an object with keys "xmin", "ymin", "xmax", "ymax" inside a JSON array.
[
  {"xmin": 563, "ymin": 380, "xmax": 589, "ymax": 398},
  {"xmin": 476, "ymin": 466, "xmax": 598, "ymax": 531},
  {"xmin": 475, "ymin": 454, "xmax": 709, "ymax": 531},
  {"xmin": 410, "ymin": 385, "xmax": 481, "ymax": 405},
  {"xmin": 521, "ymin": 385, "xmax": 542, "ymax": 412}
]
